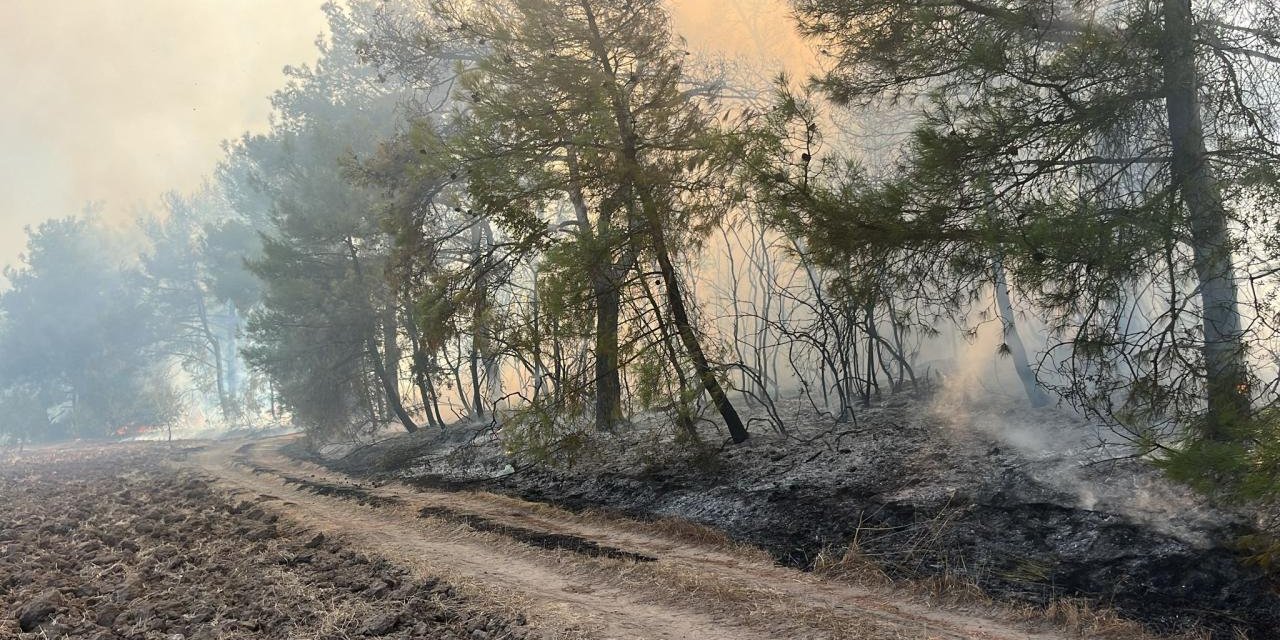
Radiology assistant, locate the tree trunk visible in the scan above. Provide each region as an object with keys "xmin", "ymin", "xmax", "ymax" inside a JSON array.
[
  {"xmin": 402, "ymin": 302, "xmax": 439, "ymax": 428},
  {"xmin": 579, "ymin": 0, "xmax": 747, "ymax": 443},
  {"xmin": 194, "ymin": 294, "xmax": 231, "ymax": 423},
  {"xmin": 650, "ymin": 234, "xmax": 749, "ymax": 443},
  {"xmin": 593, "ymin": 276, "xmax": 624, "ymax": 430},
  {"xmin": 640, "ymin": 273, "xmax": 699, "ymax": 440},
  {"xmin": 863, "ymin": 295, "xmax": 876, "ymax": 408},
  {"xmin": 224, "ymin": 300, "xmax": 240, "ymax": 410},
  {"xmin": 1163, "ymin": 0, "xmax": 1250, "ymax": 437},
  {"xmin": 367, "ymin": 333, "xmax": 418, "ymax": 434},
  {"xmin": 469, "ymin": 222, "xmax": 490, "ymax": 420},
  {"xmin": 469, "ymin": 342, "xmax": 485, "ymax": 419},
  {"xmin": 992, "ymin": 251, "xmax": 1050, "ymax": 408},
  {"xmin": 344, "ymin": 235, "xmax": 418, "ymax": 434}
]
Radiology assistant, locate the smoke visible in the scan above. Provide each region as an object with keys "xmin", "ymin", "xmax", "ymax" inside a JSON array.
[
  {"xmin": 0, "ymin": 1, "xmax": 328, "ymax": 269},
  {"xmin": 0, "ymin": 0, "xmax": 817, "ymax": 272},
  {"xmin": 919, "ymin": 308, "xmax": 1231, "ymax": 546}
]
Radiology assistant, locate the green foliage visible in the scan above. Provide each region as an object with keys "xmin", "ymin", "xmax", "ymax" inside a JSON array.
[
  {"xmin": 1158, "ymin": 408, "xmax": 1280, "ymax": 502},
  {"xmin": 222, "ymin": 0, "xmax": 420, "ymax": 438},
  {"xmin": 201, "ymin": 217, "xmax": 263, "ymax": 310},
  {"xmin": 501, "ymin": 403, "xmax": 592, "ymax": 468},
  {"xmin": 0, "ymin": 385, "xmax": 51, "ymax": 444},
  {"xmin": 778, "ymin": 0, "xmax": 1280, "ymax": 449}
]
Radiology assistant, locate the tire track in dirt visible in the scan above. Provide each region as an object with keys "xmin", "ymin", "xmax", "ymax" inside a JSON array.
[{"xmin": 196, "ymin": 436, "xmax": 1069, "ymax": 640}]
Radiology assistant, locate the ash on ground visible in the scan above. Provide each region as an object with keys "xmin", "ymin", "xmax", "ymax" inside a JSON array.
[{"xmin": 298, "ymin": 395, "xmax": 1280, "ymax": 638}]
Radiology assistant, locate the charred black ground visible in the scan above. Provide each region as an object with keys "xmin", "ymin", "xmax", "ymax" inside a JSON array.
[
  {"xmin": 418, "ymin": 505, "xmax": 656, "ymax": 563},
  {"xmin": 296, "ymin": 398, "xmax": 1280, "ymax": 639},
  {"xmin": 277, "ymin": 473, "xmax": 405, "ymax": 508}
]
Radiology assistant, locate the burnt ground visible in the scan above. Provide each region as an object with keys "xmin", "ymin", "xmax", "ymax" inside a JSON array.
[
  {"xmin": 297, "ymin": 395, "xmax": 1280, "ymax": 639},
  {"xmin": 0, "ymin": 443, "xmax": 530, "ymax": 640},
  {"xmin": 416, "ymin": 506, "xmax": 656, "ymax": 563}
]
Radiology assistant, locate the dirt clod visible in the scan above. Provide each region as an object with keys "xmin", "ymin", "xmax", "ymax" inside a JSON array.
[
  {"xmin": 15, "ymin": 588, "xmax": 63, "ymax": 631},
  {"xmin": 360, "ymin": 611, "xmax": 400, "ymax": 635}
]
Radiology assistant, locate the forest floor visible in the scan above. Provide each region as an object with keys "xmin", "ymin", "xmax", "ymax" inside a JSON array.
[
  {"xmin": 297, "ymin": 395, "xmax": 1280, "ymax": 639},
  {"xmin": 5, "ymin": 436, "xmax": 1154, "ymax": 640}
]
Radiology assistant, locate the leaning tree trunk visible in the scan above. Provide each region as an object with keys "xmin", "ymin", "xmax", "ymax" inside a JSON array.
[
  {"xmin": 992, "ymin": 251, "xmax": 1050, "ymax": 408},
  {"xmin": 345, "ymin": 235, "xmax": 418, "ymax": 434},
  {"xmin": 1163, "ymin": 0, "xmax": 1251, "ymax": 438},
  {"xmin": 640, "ymin": 272, "xmax": 700, "ymax": 441},
  {"xmin": 367, "ymin": 332, "xmax": 418, "ymax": 434},
  {"xmin": 579, "ymin": 0, "xmax": 747, "ymax": 443},
  {"xmin": 651, "ymin": 232, "xmax": 749, "ymax": 443}
]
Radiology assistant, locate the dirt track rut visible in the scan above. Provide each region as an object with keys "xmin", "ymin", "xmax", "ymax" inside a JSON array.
[{"xmin": 194, "ymin": 436, "xmax": 1066, "ymax": 640}]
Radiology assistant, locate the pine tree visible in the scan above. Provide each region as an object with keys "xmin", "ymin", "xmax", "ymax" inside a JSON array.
[
  {"xmin": 783, "ymin": 0, "xmax": 1280, "ymax": 442},
  {"xmin": 437, "ymin": 0, "xmax": 750, "ymax": 441}
]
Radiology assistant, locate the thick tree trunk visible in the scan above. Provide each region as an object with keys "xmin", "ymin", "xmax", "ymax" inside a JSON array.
[
  {"xmin": 593, "ymin": 277, "xmax": 624, "ymax": 430},
  {"xmin": 1163, "ymin": 0, "xmax": 1250, "ymax": 437},
  {"xmin": 992, "ymin": 252, "xmax": 1050, "ymax": 408}
]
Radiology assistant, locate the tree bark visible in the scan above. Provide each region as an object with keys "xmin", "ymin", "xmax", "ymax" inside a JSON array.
[
  {"xmin": 401, "ymin": 301, "xmax": 439, "ymax": 428},
  {"xmin": 639, "ymin": 272, "xmax": 699, "ymax": 440},
  {"xmin": 653, "ymin": 239, "xmax": 749, "ymax": 442},
  {"xmin": 593, "ymin": 277, "xmax": 624, "ymax": 430},
  {"xmin": 344, "ymin": 235, "xmax": 418, "ymax": 434},
  {"xmin": 194, "ymin": 293, "xmax": 232, "ymax": 423},
  {"xmin": 1163, "ymin": 0, "xmax": 1250, "ymax": 437},
  {"xmin": 469, "ymin": 221, "xmax": 490, "ymax": 420}
]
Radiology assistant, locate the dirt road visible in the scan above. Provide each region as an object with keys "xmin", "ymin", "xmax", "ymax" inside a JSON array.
[{"xmin": 188, "ymin": 436, "xmax": 1071, "ymax": 640}]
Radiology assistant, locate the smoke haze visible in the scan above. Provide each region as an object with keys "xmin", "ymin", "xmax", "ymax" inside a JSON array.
[
  {"xmin": 0, "ymin": 1, "xmax": 329, "ymax": 267},
  {"xmin": 0, "ymin": 0, "xmax": 811, "ymax": 272}
]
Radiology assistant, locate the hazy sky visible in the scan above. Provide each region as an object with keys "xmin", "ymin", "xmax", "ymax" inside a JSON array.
[{"xmin": 0, "ymin": 0, "xmax": 811, "ymax": 268}]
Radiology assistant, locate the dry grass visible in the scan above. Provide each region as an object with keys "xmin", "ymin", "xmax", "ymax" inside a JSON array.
[
  {"xmin": 1017, "ymin": 598, "xmax": 1213, "ymax": 640},
  {"xmin": 600, "ymin": 557, "xmax": 916, "ymax": 640},
  {"xmin": 811, "ymin": 542, "xmax": 891, "ymax": 586},
  {"xmin": 760, "ymin": 530, "xmax": 1221, "ymax": 640}
]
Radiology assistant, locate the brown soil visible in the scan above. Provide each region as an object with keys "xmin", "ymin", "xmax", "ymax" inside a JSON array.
[{"xmin": 0, "ymin": 442, "xmax": 527, "ymax": 640}]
